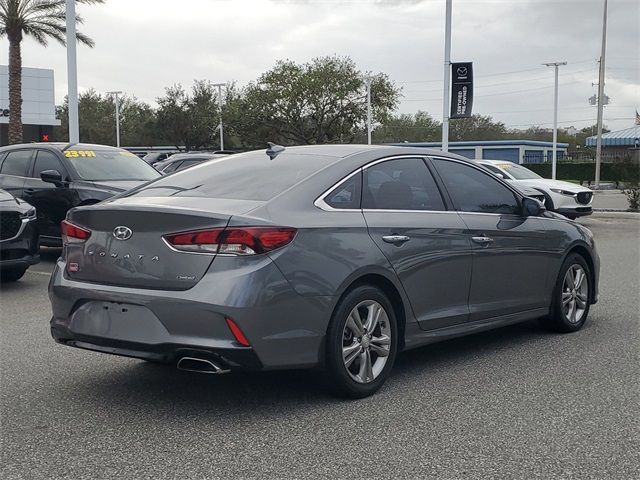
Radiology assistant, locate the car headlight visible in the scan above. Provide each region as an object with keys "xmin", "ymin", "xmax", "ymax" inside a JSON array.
[
  {"xmin": 21, "ymin": 207, "xmax": 37, "ymax": 220},
  {"xmin": 550, "ymin": 188, "xmax": 576, "ymax": 196}
]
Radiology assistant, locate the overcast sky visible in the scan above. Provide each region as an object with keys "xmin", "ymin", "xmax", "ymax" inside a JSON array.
[{"xmin": 1, "ymin": 0, "xmax": 638, "ymax": 132}]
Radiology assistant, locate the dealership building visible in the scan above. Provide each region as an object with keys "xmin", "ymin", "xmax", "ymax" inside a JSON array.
[
  {"xmin": 393, "ymin": 140, "xmax": 568, "ymax": 164},
  {"xmin": 0, "ymin": 66, "xmax": 60, "ymax": 145}
]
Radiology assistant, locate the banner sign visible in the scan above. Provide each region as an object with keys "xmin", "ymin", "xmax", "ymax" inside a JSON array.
[{"xmin": 450, "ymin": 62, "xmax": 473, "ymax": 119}]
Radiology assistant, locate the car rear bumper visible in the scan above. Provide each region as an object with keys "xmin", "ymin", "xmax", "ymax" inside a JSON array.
[{"xmin": 49, "ymin": 256, "xmax": 334, "ymax": 371}]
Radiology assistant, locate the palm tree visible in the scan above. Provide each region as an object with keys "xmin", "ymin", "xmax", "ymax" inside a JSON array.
[{"xmin": 0, "ymin": 0, "xmax": 103, "ymax": 144}]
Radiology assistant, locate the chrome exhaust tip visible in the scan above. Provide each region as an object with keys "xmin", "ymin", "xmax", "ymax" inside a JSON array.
[{"xmin": 177, "ymin": 356, "xmax": 230, "ymax": 374}]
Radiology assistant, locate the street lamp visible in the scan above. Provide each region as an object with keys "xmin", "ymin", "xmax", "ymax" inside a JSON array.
[
  {"xmin": 543, "ymin": 61, "xmax": 567, "ymax": 180},
  {"xmin": 107, "ymin": 91, "xmax": 122, "ymax": 147},
  {"xmin": 213, "ymin": 83, "xmax": 225, "ymax": 150},
  {"xmin": 66, "ymin": 0, "xmax": 79, "ymax": 143},
  {"xmin": 364, "ymin": 76, "xmax": 372, "ymax": 145}
]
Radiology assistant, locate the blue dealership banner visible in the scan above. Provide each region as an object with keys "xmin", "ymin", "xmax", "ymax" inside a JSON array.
[{"xmin": 451, "ymin": 62, "xmax": 473, "ymax": 119}]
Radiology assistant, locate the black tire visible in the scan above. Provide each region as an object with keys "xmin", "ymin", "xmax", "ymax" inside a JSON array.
[
  {"xmin": 325, "ymin": 285, "xmax": 399, "ymax": 399},
  {"xmin": 542, "ymin": 253, "xmax": 592, "ymax": 333},
  {"xmin": 1, "ymin": 267, "xmax": 27, "ymax": 283}
]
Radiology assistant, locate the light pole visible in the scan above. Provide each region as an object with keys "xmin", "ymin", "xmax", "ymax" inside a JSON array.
[
  {"xmin": 543, "ymin": 61, "xmax": 567, "ymax": 180},
  {"xmin": 213, "ymin": 83, "xmax": 225, "ymax": 151},
  {"xmin": 365, "ymin": 76, "xmax": 372, "ymax": 145},
  {"xmin": 595, "ymin": 0, "xmax": 608, "ymax": 189},
  {"xmin": 107, "ymin": 91, "xmax": 122, "ymax": 147},
  {"xmin": 441, "ymin": 0, "xmax": 452, "ymax": 152},
  {"xmin": 66, "ymin": 0, "xmax": 79, "ymax": 143}
]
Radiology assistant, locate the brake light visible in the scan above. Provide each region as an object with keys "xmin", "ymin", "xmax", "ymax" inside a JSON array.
[
  {"xmin": 164, "ymin": 226, "xmax": 296, "ymax": 255},
  {"xmin": 225, "ymin": 318, "xmax": 250, "ymax": 347},
  {"xmin": 61, "ymin": 220, "xmax": 91, "ymax": 244}
]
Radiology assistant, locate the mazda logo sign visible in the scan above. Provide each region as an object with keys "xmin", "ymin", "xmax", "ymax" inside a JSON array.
[
  {"xmin": 113, "ymin": 226, "xmax": 133, "ymax": 241},
  {"xmin": 456, "ymin": 66, "xmax": 468, "ymax": 76}
]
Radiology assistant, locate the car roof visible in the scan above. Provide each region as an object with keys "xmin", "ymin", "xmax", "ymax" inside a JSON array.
[
  {"xmin": 0, "ymin": 142, "xmax": 125, "ymax": 152},
  {"xmin": 165, "ymin": 153, "xmax": 220, "ymax": 161}
]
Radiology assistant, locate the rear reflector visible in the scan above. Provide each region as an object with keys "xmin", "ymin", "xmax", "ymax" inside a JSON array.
[
  {"xmin": 164, "ymin": 226, "xmax": 296, "ymax": 255},
  {"xmin": 225, "ymin": 318, "xmax": 250, "ymax": 347},
  {"xmin": 61, "ymin": 220, "xmax": 91, "ymax": 244}
]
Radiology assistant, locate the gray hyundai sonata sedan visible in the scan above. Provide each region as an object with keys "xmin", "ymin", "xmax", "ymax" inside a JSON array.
[{"xmin": 49, "ymin": 145, "xmax": 599, "ymax": 398}]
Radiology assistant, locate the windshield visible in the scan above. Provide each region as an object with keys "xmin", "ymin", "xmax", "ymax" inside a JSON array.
[
  {"xmin": 494, "ymin": 163, "xmax": 542, "ymax": 180},
  {"xmin": 127, "ymin": 150, "xmax": 337, "ymax": 201},
  {"xmin": 65, "ymin": 148, "xmax": 160, "ymax": 181}
]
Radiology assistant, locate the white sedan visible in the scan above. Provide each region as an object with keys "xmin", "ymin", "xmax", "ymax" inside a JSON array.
[{"xmin": 477, "ymin": 160, "xmax": 593, "ymax": 219}]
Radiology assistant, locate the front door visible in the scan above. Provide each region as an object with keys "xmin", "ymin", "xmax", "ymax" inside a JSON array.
[
  {"xmin": 431, "ymin": 157, "xmax": 556, "ymax": 321},
  {"xmin": 362, "ymin": 156, "xmax": 472, "ymax": 330},
  {"xmin": 23, "ymin": 150, "xmax": 77, "ymax": 240}
]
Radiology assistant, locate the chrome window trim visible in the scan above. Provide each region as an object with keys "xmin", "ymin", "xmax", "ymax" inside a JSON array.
[{"xmin": 314, "ymin": 154, "xmax": 447, "ymax": 213}]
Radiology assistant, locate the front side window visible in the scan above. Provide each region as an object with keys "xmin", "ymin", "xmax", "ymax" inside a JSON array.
[
  {"xmin": 324, "ymin": 172, "xmax": 362, "ymax": 209},
  {"xmin": 33, "ymin": 150, "xmax": 66, "ymax": 178},
  {"xmin": 363, "ymin": 158, "xmax": 445, "ymax": 211},
  {"xmin": 0, "ymin": 150, "xmax": 32, "ymax": 177},
  {"xmin": 432, "ymin": 159, "xmax": 519, "ymax": 215}
]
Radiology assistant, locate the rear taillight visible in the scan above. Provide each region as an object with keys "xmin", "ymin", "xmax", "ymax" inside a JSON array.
[
  {"xmin": 163, "ymin": 226, "xmax": 296, "ymax": 255},
  {"xmin": 61, "ymin": 220, "xmax": 91, "ymax": 244},
  {"xmin": 225, "ymin": 318, "xmax": 251, "ymax": 347}
]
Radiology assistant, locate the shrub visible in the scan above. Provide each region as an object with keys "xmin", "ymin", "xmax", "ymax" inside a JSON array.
[
  {"xmin": 622, "ymin": 183, "xmax": 640, "ymax": 211},
  {"xmin": 526, "ymin": 161, "xmax": 640, "ymax": 185}
]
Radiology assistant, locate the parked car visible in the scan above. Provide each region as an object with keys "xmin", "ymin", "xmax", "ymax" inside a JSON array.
[
  {"xmin": 0, "ymin": 189, "xmax": 39, "ymax": 282},
  {"xmin": 154, "ymin": 153, "xmax": 225, "ymax": 174},
  {"xmin": 142, "ymin": 151, "xmax": 175, "ymax": 166},
  {"xmin": 49, "ymin": 145, "xmax": 599, "ymax": 398},
  {"xmin": 0, "ymin": 143, "xmax": 160, "ymax": 246},
  {"xmin": 476, "ymin": 160, "xmax": 593, "ymax": 219}
]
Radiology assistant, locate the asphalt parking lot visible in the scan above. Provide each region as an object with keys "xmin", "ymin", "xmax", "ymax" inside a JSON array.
[{"xmin": 1, "ymin": 213, "xmax": 639, "ymax": 480}]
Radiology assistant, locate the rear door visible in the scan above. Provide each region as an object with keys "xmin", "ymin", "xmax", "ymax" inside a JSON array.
[
  {"xmin": 0, "ymin": 149, "xmax": 34, "ymax": 198},
  {"xmin": 23, "ymin": 150, "xmax": 77, "ymax": 240},
  {"xmin": 430, "ymin": 157, "xmax": 556, "ymax": 321},
  {"xmin": 362, "ymin": 156, "xmax": 472, "ymax": 330}
]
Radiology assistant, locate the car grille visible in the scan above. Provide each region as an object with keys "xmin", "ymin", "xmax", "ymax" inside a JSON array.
[
  {"xmin": 576, "ymin": 192, "xmax": 593, "ymax": 205},
  {"xmin": 0, "ymin": 212, "xmax": 21, "ymax": 240}
]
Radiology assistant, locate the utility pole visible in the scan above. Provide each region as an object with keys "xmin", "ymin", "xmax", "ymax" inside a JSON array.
[
  {"xmin": 107, "ymin": 91, "xmax": 122, "ymax": 147},
  {"xmin": 365, "ymin": 76, "xmax": 372, "ymax": 145},
  {"xmin": 66, "ymin": 0, "xmax": 79, "ymax": 143},
  {"xmin": 595, "ymin": 0, "xmax": 608, "ymax": 189},
  {"xmin": 441, "ymin": 0, "xmax": 452, "ymax": 152},
  {"xmin": 213, "ymin": 83, "xmax": 225, "ymax": 151},
  {"xmin": 543, "ymin": 62, "xmax": 567, "ymax": 180}
]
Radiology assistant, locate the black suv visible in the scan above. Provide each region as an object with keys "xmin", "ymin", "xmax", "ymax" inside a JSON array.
[{"xmin": 0, "ymin": 143, "xmax": 160, "ymax": 246}]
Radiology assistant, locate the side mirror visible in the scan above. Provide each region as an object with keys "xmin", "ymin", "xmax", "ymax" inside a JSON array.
[
  {"xmin": 40, "ymin": 169, "xmax": 64, "ymax": 187},
  {"xmin": 522, "ymin": 196, "xmax": 546, "ymax": 216},
  {"xmin": 494, "ymin": 172, "xmax": 505, "ymax": 179}
]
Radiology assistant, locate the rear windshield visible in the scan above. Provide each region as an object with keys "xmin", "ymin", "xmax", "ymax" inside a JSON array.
[
  {"xmin": 128, "ymin": 151, "xmax": 336, "ymax": 201},
  {"xmin": 66, "ymin": 148, "xmax": 160, "ymax": 181}
]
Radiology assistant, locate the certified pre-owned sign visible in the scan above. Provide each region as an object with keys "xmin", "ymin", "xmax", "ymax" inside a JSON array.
[{"xmin": 450, "ymin": 62, "xmax": 473, "ymax": 119}]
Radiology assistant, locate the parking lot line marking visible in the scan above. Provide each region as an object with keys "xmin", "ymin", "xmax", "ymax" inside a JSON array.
[{"xmin": 26, "ymin": 270, "xmax": 53, "ymax": 277}]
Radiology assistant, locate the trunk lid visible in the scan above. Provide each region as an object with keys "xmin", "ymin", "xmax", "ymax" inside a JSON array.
[{"xmin": 65, "ymin": 197, "xmax": 263, "ymax": 290}]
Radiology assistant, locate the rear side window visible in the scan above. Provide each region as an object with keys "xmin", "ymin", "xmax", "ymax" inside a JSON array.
[
  {"xmin": 33, "ymin": 150, "xmax": 66, "ymax": 178},
  {"xmin": 162, "ymin": 161, "xmax": 183, "ymax": 173},
  {"xmin": 0, "ymin": 150, "xmax": 32, "ymax": 177},
  {"xmin": 363, "ymin": 158, "xmax": 445, "ymax": 211},
  {"xmin": 324, "ymin": 172, "xmax": 362, "ymax": 209},
  {"xmin": 176, "ymin": 159, "xmax": 203, "ymax": 171},
  {"xmin": 129, "ymin": 151, "xmax": 337, "ymax": 201},
  {"xmin": 432, "ymin": 159, "xmax": 519, "ymax": 215}
]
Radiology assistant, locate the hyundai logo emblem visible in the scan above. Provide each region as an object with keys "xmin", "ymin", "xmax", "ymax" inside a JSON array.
[{"xmin": 113, "ymin": 226, "xmax": 133, "ymax": 241}]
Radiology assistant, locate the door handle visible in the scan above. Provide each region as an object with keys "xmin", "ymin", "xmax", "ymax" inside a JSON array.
[
  {"xmin": 382, "ymin": 235, "xmax": 410, "ymax": 245},
  {"xmin": 471, "ymin": 235, "xmax": 494, "ymax": 245}
]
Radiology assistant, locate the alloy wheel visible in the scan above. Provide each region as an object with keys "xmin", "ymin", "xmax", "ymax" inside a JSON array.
[
  {"xmin": 342, "ymin": 300, "xmax": 392, "ymax": 384},
  {"xmin": 562, "ymin": 264, "xmax": 589, "ymax": 324}
]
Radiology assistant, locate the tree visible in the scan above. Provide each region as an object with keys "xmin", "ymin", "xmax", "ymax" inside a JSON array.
[
  {"xmin": 155, "ymin": 81, "xmax": 220, "ymax": 150},
  {"xmin": 0, "ymin": 0, "xmax": 104, "ymax": 144},
  {"xmin": 373, "ymin": 111, "xmax": 441, "ymax": 143},
  {"xmin": 448, "ymin": 114, "xmax": 508, "ymax": 141},
  {"xmin": 234, "ymin": 56, "xmax": 401, "ymax": 146},
  {"xmin": 56, "ymin": 89, "xmax": 160, "ymax": 146}
]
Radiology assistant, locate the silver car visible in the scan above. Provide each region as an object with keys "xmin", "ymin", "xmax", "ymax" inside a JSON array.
[{"xmin": 49, "ymin": 145, "xmax": 599, "ymax": 398}]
